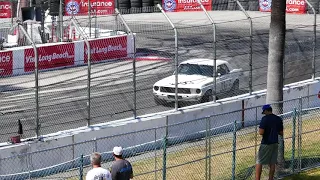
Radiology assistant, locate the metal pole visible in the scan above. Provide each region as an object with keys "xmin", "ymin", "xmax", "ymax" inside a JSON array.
[
  {"xmin": 157, "ymin": 4, "xmax": 179, "ymax": 110},
  {"xmin": 71, "ymin": 18, "xmax": 91, "ymax": 126},
  {"xmin": 59, "ymin": 0, "xmax": 63, "ymax": 42},
  {"xmin": 236, "ymin": 0, "xmax": 253, "ymax": 94},
  {"xmin": 88, "ymin": 0, "xmax": 91, "ymax": 38},
  {"xmin": 162, "ymin": 116, "xmax": 168, "ymax": 180},
  {"xmin": 208, "ymin": 117, "xmax": 212, "ymax": 180},
  {"xmin": 305, "ymin": 0, "xmax": 316, "ymax": 80},
  {"xmin": 205, "ymin": 117, "xmax": 209, "ymax": 180},
  {"xmin": 10, "ymin": 0, "xmax": 13, "ymax": 26},
  {"xmin": 197, "ymin": 0, "xmax": 217, "ymax": 102},
  {"xmin": 232, "ymin": 120, "xmax": 237, "ymax": 180},
  {"xmin": 254, "ymin": 107, "xmax": 258, "ymax": 162},
  {"xmin": 79, "ymin": 154, "xmax": 84, "ymax": 180},
  {"xmin": 298, "ymin": 97, "xmax": 302, "ymax": 172},
  {"xmin": 154, "ymin": 129, "xmax": 157, "ymax": 180},
  {"xmin": 115, "ymin": 9, "xmax": 136, "ymax": 118},
  {"xmin": 17, "ymin": 21, "xmax": 40, "ymax": 138},
  {"xmin": 95, "ymin": 5, "xmax": 97, "ymax": 38},
  {"xmin": 291, "ymin": 108, "xmax": 297, "ymax": 174}
]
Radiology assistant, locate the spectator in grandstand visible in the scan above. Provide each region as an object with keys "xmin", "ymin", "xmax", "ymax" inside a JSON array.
[
  {"xmin": 111, "ymin": 146, "xmax": 133, "ymax": 180},
  {"xmin": 255, "ymin": 104, "xmax": 284, "ymax": 180},
  {"xmin": 86, "ymin": 152, "xmax": 112, "ymax": 180}
]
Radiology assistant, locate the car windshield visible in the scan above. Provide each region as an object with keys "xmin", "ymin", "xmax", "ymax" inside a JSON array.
[{"xmin": 177, "ymin": 64, "xmax": 214, "ymax": 77}]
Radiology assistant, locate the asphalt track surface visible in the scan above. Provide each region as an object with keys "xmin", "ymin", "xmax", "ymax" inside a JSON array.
[{"xmin": 0, "ymin": 11, "xmax": 319, "ymax": 143}]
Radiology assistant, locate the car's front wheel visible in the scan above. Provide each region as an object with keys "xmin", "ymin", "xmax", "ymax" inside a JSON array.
[{"xmin": 200, "ymin": 90, "xmax": 218, "ymax": 103}]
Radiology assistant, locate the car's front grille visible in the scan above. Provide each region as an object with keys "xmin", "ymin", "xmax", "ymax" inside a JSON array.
[{"xmin": 160, "ymin": 87, "xmax": 191, "ymax": 94}]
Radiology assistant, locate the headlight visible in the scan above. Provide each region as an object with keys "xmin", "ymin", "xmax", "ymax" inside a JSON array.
[
  {"xmin": 196, "ymin": 89, "xmax": 201, "ymax": 94},
  {"xmin": 154, "ymin": 86, "xmax": 159, "ymax": 91}
]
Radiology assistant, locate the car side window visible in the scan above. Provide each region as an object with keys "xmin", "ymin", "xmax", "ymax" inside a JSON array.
[{"xmin": 217, "ymin": 64, "xmax": 228, "ymax": 76}]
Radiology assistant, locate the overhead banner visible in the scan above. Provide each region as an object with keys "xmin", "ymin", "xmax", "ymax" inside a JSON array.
[
  {"xmin": 163, "ymin": 0, "xmax": 212, "ymax": 12},
  {"xmin": 0, "ymin": 1, "xmax": 12, "ymax": 18},
  {"xmin": 259, "ymin": 0, "xmax": 306, "ymax": 14},
  {"xmin": 64, "ymin": 0, "xmax": 114, "ymax": 16}
]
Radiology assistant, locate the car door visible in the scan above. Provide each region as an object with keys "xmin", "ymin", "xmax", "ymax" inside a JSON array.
[
  {"xmin": 220, "ymin": 64, "xmax": 232, "ymax": 90},
  {"xmin": 216, "ymin": 65, "xmax": 228, "ymax": 93}
]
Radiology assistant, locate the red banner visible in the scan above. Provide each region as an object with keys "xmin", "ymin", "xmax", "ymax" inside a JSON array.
[
  {"xmin": 286, "ymin": 0, "xmax": 306, "ymax": 14},
  {"xmin": 84, "ymin": 36, "xmax": 127, "ymax": 63},
  {"xmin": 64, "ymin": 0, "xmax": 114, "ymax": 16},
  {"xmin": 24, "ymin": 44, "xmax": 75, "ymax": 72},
  {"xmin": 0, "ymin": 1, "xmax": 12, "ymax": 18},
  {"xmin": 0, "ymin": 51, "xmax": 13, "ymax": 76},
  {"xmin": 259, "ymin": 0, "xmax": 306, "ymax": 14},
  {"xmin": 163, "ymin": 0, "xmax": 212, "ymax": 12}
]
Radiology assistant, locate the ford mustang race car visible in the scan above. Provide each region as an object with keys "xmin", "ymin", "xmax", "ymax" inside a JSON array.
[{"xmin": 153, "ymin": 58, "xmax": 243, "ymax": 105}]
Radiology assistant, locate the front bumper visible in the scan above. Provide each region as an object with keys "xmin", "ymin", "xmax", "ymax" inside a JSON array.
[{"xmin": 153, "ymin": 92, "xmax": 203, "ymax": 102}]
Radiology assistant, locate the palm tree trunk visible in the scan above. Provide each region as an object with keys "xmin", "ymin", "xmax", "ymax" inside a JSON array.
[{"xmin": 266, "ymin": 0, "xmax": 286, "ymax": 176}]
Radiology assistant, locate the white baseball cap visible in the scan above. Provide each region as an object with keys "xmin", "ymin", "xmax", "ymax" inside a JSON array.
[{"xmin": 113, "ymin": 146, "xmax": 123, "ymax": 156}]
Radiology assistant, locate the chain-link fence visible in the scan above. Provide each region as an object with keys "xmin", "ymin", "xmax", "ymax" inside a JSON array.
[
  {"xmin": 0, "ymin": 94, "xmax": 319, "ymax": 179},
  {"xmin": 0, "ymin": 3, "xmax": 320, "ymax": 143}
]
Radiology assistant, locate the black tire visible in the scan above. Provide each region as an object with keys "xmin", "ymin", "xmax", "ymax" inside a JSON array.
[
  {"xmin": 231, "ymin": 79, "xmax": 240, "ymax": 93},
  {"xmin": 227, "ymin": 0, "xmax": 238, "ymax": 10},
  {"xmin": 131, "ymin": 0, "xmax": 142, "ymax": 7},
  {"xmin": 142, "ymin": 0, "xmax": 154, "ymax": 12},
  {"xmin": 200, "ymin": 90, "xmax": 214, "ymax": 103},
  {"xmin": 117, "ymin": 0, "xmax": 131, "ymax": 13},
  {"xmin": 154, "ymin": 0, "xmax": 162, "ymax": 12}
]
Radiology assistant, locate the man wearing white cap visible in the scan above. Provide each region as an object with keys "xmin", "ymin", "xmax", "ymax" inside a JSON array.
[
  {"xmin": 111, "ymin": 146, "xmax": 133, "ymax": 180},
  {"xmin": 86, "ymin": 152, "xmax": 112, "ymax": 180}
]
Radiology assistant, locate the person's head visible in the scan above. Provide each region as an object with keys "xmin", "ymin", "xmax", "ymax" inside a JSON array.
[
  {"xmin": 90, "ymin": 152, "xmax": 102, "ymax": 167},
  {"xmin": 262, "ymin": 104, "xmax": 273, "ymax": 115},
  {"xmin": 113, "ymin": 146, "xmax": 123, "ymax": 159}
]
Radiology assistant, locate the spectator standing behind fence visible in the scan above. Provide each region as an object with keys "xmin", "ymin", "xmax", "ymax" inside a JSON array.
[
  {"xmin": 86, "ymin": 152, "xmax": 112, "ymax": 180},
  {"xmin": 111, "ymin": 146, "xmax": 133, "ymax": 180},
  {"xmin": 255, "ymin": 104, "xmax": 284, "ymax": 180}
]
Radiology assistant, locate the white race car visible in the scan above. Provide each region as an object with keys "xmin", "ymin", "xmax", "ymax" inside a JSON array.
[{"xmin": 153, "ymin": 59, "xmax": 243, "ymax": 105}]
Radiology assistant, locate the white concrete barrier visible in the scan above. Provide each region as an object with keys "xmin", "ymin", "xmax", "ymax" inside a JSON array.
[{"xmin": 0, "ymin": 77, "xmax": 320, "ymax": 177}]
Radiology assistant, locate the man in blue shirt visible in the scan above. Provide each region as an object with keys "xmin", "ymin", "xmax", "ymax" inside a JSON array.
[{"xmin": 255, "ymin": 104, "xmax": 284, "ymax": 180}]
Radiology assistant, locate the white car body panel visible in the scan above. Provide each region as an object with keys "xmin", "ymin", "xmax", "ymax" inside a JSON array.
[{"xmin": 153, "ymin": 59, "xmax": 243, "ymax": 102}]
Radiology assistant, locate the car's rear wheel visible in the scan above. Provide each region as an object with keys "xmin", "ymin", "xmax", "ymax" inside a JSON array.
[{"xmin": 231, "ymin": 79, "xmax": 240, "ymax": 92}]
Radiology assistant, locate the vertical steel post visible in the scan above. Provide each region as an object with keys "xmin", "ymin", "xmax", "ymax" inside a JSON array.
[
  {"xmin": 95, "ymin": 2, "xmax": 98, "ymax": 38},
  {"xmin": 79, "ymin": 154, "xmax": 84, "ymax": 180},
  {"xmin": 208, "ymin": 117, "xmax": 212, "ymax": 180},
  {"xmin": 305, "ymin": 0, "xmax": 316, "ymax": 80},
  {"xmin": 154, "ymin": 128, "xmax": 158, "ymax": 180},
  {"xmin": 232, "ymin": 120, "xmax": 237, "ymax": 180},
  {"xmin": 17, "ymin": 21, "xmax": 40, "ymax": 138},
  {"xmin": 115, "ymin": 9, "xmax": 136, "ymax": 118},
  {"xmin": 88, "ymin": 0, "xmax": 92, "ymax": 38},
  {"xmin": 59, "ymin": 0, "xmax": 63, "ymax": 42},
  {"xmin": 291, "ymin": 108, "xmax": 297, "ymax": 174},
  {"xmin": 205, "ymin": 117, "xmax": 209, "ymax": 180},
  {"xmin": 197, "ymin": 0, "xmax": 217, "ymax": 102},
  {"xmin": 10, "ymin": 0, "xmax": 13, "ymax": 26},
  {"xmin": 157, "ymin": 4, "xmax": 179, "ymax": 110},
  {"xmin": 254, "ymin": 107, "xmax": 258, "ymax": 162},
  {"xmin": 236, "ymin": 0, "xmax": 253, "ymax": 94},
  {"xmin": 71, "ymin": 18, "xmax": 91, "ymax": 126},
  {"xmin": 162, "ymin": 116, "xmax": 168, "ymax": 180},
  {"xmin": 297, "ymin": 97, "xmax": 302, "ymax": 172}
]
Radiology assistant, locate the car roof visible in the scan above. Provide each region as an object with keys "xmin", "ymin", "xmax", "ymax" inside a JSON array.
[{"xmin": 180, "ymin": 59, "xmax": 228, "ymax": 66}]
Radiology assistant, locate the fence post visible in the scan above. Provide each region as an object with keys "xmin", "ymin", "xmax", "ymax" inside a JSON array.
[
  {"xmin": 157, "ymin": 4, "xmax": 179, "ymax": 110},
  {"xmin": 59, "ymin": 0, "xmax": 64, "ymax": 42},
  {"xmin": 297, "ymin": 97, "xmax": 303, "ymax": 172},
  {"xmin": 236, "ymin": 0, "xmax": 253, "ymax": 94},
  {"xmin": 291, "ymin": 108, "xmax": 297, "ymax": 174},
  {"xmin": 205, "ymin": 117, "xmax": 209, "ymax": 180},
  {"xmin": 79, "ymin": 154, "xmax": 84, "ymax": 180},
  {"xmin": 16, "ymin": 21, "xmax": 40, "ymax": 138},
  {"xmin": 154, "ymin": 128, "xmax": 158, "ymax": 180},
  {"xmin": 115, "ymin": 9, "xmax": 137, "ymax": 118},
  {"xmin": 305, "ymin": 0, "xmax": 317, "ymax": 80},
  {"xmin": 197, "ymin": 0, "xmax": 217, "ymax": 102},
  {"xmin": 232, "ymin": 120, "xmax": 237, "ymax": 180},
  {"xmin": 254, "ymin": 107, "xmax": 258, "ymax": 162},
  {"xmin": 70, "ymin": 18, "xmax": 91, "ymax": 126},
  {"xmin": 162, "ymin": 116, "xmax": 168, "ymax": 180}
]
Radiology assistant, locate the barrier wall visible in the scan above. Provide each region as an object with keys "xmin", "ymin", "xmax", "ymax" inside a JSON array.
[
  {"xmin": 0, "ymin": 77, "xmax": 320, "ymax": 176},
  {"xmin": 0, "ymin": 34, "xmax": 134, "ymax": 77}
]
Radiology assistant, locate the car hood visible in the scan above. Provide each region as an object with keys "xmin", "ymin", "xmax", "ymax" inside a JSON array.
[{"xmin": 154, "ymin": 75, "xmax": 212, "ymax": 88}]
